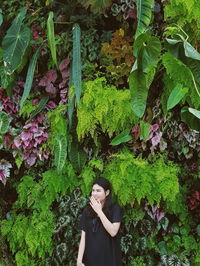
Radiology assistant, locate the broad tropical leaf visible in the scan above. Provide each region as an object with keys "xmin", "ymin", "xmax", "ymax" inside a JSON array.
[
  {"xmin": 0, "ymin": 111, "xmax": 10, "ymax": 135},
  {"xmin": 110, "ymin": 129, "xmax": 132, "ymax": 146},
  {"xmin": 167, "ymin": 84, "xmax": 188, "ymax": 110},
  {"xmin": 72, "ymin": 23, "xmax": 82, "ymax": 105},
  {"xmin": 20, "ymin": 48, "xmax": 40, "ymax": 109},
  {"xmin": 47, "ymin": 12, "xmax": 58, "ymax": 67},
  {"xmin": 2, "ymin": 7, "xmax": 31, "ymax": 74},
  {"xmin": 129, "ymin": 71, "xmax": 148, "ymax": 118},
  {"xmin": 54, "ymin": 134, "xmax": 67, "ymax": 173},
  {"xmin": 78, "ymin": 0, "xmax": 112, "ymax": 14},
  {"xmin": 133, "ymin": 32, "xmax": 161, "ymax": 72},
  {"xmin": 188, "ymin": 107, "xmax": 200, "ymax": 119},
  {"xmin": 135, "ymin": 0, "xmax": 154, "ymax": 39},
  {"xmin": 140, "ymin": 120, "xmax": 150, "ymax": 140}
]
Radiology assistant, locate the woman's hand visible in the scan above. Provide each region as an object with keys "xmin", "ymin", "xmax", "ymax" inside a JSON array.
[{"xmin": 90, "ymin": 196, "xmax": 102, "ymax": 215}]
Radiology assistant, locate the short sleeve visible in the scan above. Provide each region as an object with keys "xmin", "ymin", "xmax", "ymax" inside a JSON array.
[
  {"xmin": 112, "ymin": 204, "xmax": 122, "ymax": 223},
  {"xmin": 79, "ymin": 208, "xmax": 87, "ymax": 232}
]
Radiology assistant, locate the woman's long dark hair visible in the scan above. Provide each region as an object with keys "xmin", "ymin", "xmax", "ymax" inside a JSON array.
[{"xmin": 85, "ymin": 178, "xmax": 113, "ymax": 219}]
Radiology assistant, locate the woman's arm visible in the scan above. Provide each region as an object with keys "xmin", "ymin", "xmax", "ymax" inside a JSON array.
[
  {"xmin": 98, "ymin": 210, "xmax": 120, "ymax": 237},
  {"xmin": 90, "ymin": 196, "xmax": 120, "ymax": 237},
  {"xmin": 77, "ymin": 230, "xmax": 86, "ymax": 266}
]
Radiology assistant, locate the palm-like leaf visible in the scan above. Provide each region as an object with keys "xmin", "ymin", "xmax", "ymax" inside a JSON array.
[{"xmin": 135, "ymin": 0, "xmax": 154, "ymax": 39}]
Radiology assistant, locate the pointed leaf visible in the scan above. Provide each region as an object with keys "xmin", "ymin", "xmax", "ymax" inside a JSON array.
[
  {"xmin": 133, "ymin": 32, "xmax": 161, "ymax": 72},
  {"xmin": 110, "ymin": 129, "xmax": 132, "ymax": 146},
  {"xmin": 47, "ymin": 12, "xmax": 57, "ymax": 67},
  {"xmin": 135, "ymin": 0, "xmax": 154, "ymax": 39},
  {"xmin": 2, "ymin": 7, "xmax": 31, "ymax": 74},
  {"xmin": 188, "ymin": 107, "xmax": 200, "ymax": 119},
  {"xmin": 140, "ymin": 120, "xmax": 150, "ymax": 140},
  {"xmin": 184, "ymin": 41, "xmax": 200, "ymax": 60},
  {"xmin": 167, "ymin": 84, "xmax": 188, "ymax": 110},
  {"xmin": 20, "ymin": 48, "xmax": 40, "ymax": 109},
  {"xmin": 54, "ymin": 134, "xmax": 67, "ymax": 173},
  {"xmin": 72, "ymin": 23, "xmax": 82, "ymax": 105}
]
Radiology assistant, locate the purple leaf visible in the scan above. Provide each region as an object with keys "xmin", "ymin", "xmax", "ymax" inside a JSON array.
[
  {"xmin": 45, "ymin": 83, "xmax": 56, "ymax": 94},
  {"xmin": 59, "ymin": 58, "xmax": 70, "ymax": 72},
  {"xmin": 151, "ymin": 132, "xmax": 162, "ymax": 146},
  {"xmin": 46, "ymin": 70, "xmax": 58, "ymax": 83}
]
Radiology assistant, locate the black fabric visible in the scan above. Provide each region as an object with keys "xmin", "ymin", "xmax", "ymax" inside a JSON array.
[{"xmin": 79, "ymin": 204, "xmax": 122, "ymax": 266}]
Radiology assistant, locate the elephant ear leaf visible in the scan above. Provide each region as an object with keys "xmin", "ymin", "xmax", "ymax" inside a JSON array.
[
  {"xmin": 2, "ymin": 7, "xmax": 31, "ymax": 74},
  {"xmin": 167, "ymin": 84, "xmax": 188, "ymax": 110},
  {"xmin": 54, "ymin": 134, "xmax": 68, "ymax": 173},
  {"xmin": 0, "ymin": 111, "xmax": 10, "ymax": 135},
  {"xmin": 135, "ymin": 0, "xmax": 154, "ymax": 39}
]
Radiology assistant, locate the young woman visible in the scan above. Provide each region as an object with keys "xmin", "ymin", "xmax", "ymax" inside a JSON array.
[{"xmin": 77, "ymin": 178, "xmax": 122, "ymax": 266}]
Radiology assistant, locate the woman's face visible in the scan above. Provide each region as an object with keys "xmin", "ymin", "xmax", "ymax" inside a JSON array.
[{"xmin": 91, "ymin": 184, "xmax": 109, "ymax": 204}]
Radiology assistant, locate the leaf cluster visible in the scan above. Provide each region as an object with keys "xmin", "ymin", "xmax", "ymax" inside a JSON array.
[
  {"xmin": 103, "ymin": 149, "xmax": 180, "ymax": 206},
  {"xmin": 77, "ymin": 77, "xmax": 135, "ymax": 140}
]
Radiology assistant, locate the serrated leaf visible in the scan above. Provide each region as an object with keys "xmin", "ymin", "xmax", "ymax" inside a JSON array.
[
  {"xmin": 20, "ymin": 48, "xmax": 40, "ymax": 109},
  {"xmin": 110, "ymin": 129, "xmax": 132, "ymax": 146},
  {"xmin": 2, "ymin": 7, "xmax": 31, "ymax": 74},
  {"xmin": 135, "ymin": 0, "xmax": 154, "ymax": 39},
  {"xmin": 47, "ymin": 11, "xmax": 57, "ymax": 67},
  {"xmin": 167, "ymin": 84, "xmax": 188, "ymax": 110},
  {"xmin": 72, "ymin": 23, "xmax": 82, "ymax": 105},
  {"xmin": 140, "ymin": 120, "xmax": 150, "ymax": 140}
]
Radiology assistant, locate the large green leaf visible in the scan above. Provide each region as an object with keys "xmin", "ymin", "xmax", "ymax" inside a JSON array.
[
  {"xmin": 2, "ymin": 7, "xmax": 31, "ymax": 74},
  {"xmin": 184, "ymin": 41, "xmax": 200, "ymax": 60},
  {"xmin": 167, "ymin": 84, "xmax": 188, "ymax": 110},
  {"xmin": 129, "ymin": 71, "xmax": 148, "ymax": 118},
  {"xmin": 72, "ymin": 23, "xmax": 82, "ymax": 105},
  {"xmin": 20, "ymin": 48, "xmax": 40, "ymax": 109},
  {"xmin": 0, "ymin": 111, "xmax": 10, "ymax": 135},
  {"xmin": 133, "ymin": 32, "xmax": 161, "ymax": 72},
  {"xmin": 188, "ymin": 107, "xmax": 200, "ymax": 119},
  {"xmin": 135, "ymin": 0, "xmax": 154, "ymax": 39},
  {"xmin": 181, "ymin": 107, "xmax": 200, "ymax": 132},
  {"xmin": 110, "ymin": 129, "xmax": 132, "ymax": 146},
  {"xmin": 54, "ymin": 134, "xmax": 67, "ymax": 173},
  {"xmin": 47, "ymin": 12, "xmax": 58, "ymax": 67},
  {"xmin": 69, "ymin": 142, "xmax": 87, "ymax": 173}
]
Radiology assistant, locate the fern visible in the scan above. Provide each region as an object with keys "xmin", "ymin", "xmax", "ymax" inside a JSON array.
[
  {"xmin": 103, "ymin": 149, "xmax": 180, "ymax": 206},
  {"xmin": 162, "ymin": 52, "xmax": 200, "ymax": 109},
  {"xmin": 77, "ymin": 77, "xmax": 135, "ymax": 140}
]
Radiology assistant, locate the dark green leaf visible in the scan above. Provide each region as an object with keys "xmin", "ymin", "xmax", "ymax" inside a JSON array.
[
  {"xmin": 167, "ymin": 84, "xmax": 188, "ymax": 110},
  {"xmin": 2, "ymin": 7, "xmax": 31, "ymax": 74},
  {"xmin": 0, "ymin": 111, "xmax": 10, "ymax": 135},
  {"xmin": 110, "ymin": 129, "xmax": 132, "ymax": 146},
  {"xmin": 135, "ymin": 0, "xmax": 154, "ymax": 39},
  {"xmin": 72, "ymin": 23, "xmax": 82, "ymax": 105},
  {"xmin": 0, "ymin": 9, "xmax": 3, "ymax": 26},
  {"xmin": 20, "ymin": 48, "xmax": 40, "ymax": 109}
]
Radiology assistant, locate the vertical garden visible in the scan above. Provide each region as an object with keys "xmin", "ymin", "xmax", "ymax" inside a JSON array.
[{"xmin": 0, "ymin": 0, "xmax": 199, "ymax": 265}]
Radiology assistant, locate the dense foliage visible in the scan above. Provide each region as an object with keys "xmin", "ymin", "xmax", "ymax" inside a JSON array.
[{"xmin": 0, "ymin": 0, "xmax": 199, "ymax": 265}]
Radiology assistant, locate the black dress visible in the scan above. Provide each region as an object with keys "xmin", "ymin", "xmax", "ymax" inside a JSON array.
[{"xmin": 79, "ymin": 204, "xmax": 122, "ymax": 266}]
